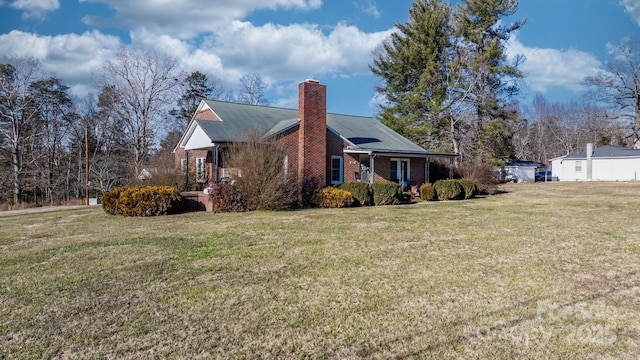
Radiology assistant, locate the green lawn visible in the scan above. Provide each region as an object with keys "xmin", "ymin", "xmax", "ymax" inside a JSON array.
[{"xmin": 1, "ymin": 182, "xmax": 640, "ymax": 358}]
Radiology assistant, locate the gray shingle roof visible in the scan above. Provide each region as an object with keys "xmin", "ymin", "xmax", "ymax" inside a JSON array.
[
  {"xmin": 198, "ymin": 100, "xmax": 298, "ymax": 142},
  {"xmin": 195, "ymin": 100, "xmax": 441, "ymax": 156},
  {"xmin": 564, "ymin": 145, "xmax": 640, "ymax": 159},
  {"xmin": 504, "ymin": 159, "xmax": 547, "ymax": 167}
]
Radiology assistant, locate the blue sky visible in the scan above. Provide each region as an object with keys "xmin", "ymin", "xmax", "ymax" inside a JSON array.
[{"xmin": 0, "ymin": 0, "xmax": 638, "ymax": 116}]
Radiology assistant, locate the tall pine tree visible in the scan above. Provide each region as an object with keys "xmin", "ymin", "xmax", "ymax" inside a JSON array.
[
  {"xmin": 371, "ymin": 0, "xmax": 525, "ymax": 162},
  {"xmin": 370, "ymin": 0, "xmax": 454, "ymax": 151},
  {"xmin": 172, "ymin": 71, "xmax": 223, "ymax": 126},
  {"xmin": 455, "ymin": 0, "xmax": 526, "ymax": 162}
]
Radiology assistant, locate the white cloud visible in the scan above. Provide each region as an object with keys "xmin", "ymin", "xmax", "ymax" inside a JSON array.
[
  {"xmin": 209, "ymin": 21, "xmax": 389, "ymax": 81},
  {"xmin": 621, "ymin": 0, "xmax": 640, "ymax": 26},
  {"xmin": 357, "ymin": 0, "xmax": 381, "ymax": 19},
  {"xmin": 507, "ymin": 35, "xmax": 602, "ymax": 94},
  {"xmin": 80, "ymin": 0, "xmax": 323, "ymax": 39},
  {"xmin": 124, "ymin": 21, "xmax": 387, "ymax": 95},
  {"xmin": 10, "ymin": 0, "xmax": 59, "ymax": 18},
  {"xmin": 1, "ymin": 0, "xmax": 391, "ymax": 101},
  {"xmin": 0, "ymin": 30, "xmax": 121, "ymax": 96}
]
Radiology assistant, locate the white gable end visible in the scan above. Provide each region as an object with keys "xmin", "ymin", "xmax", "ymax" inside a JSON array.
[{"xmin": 184, "ymin": 124, "xmax": 213, "ymax": 150}]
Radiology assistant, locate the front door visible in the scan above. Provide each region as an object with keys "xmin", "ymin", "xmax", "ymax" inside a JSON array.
[{"xmin": 391, "ymin": 158, "xmax": 409, "ymax": 185}]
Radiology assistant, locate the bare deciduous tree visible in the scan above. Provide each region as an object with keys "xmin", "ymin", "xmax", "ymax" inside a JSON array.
[
  {"xmin": 237, "ymin": 73, "xmax": 270, "ymax": 105},
  {"xmin": 585, "ymin": 38, "xmax": 640, "ymax": 147},
  {"xmin": 98, "ymin": 48, "xmax": 184, "ymax": 178},
  {"xmin": 0, "ymin": 57, "xmax": 41, "ymax": 204}
]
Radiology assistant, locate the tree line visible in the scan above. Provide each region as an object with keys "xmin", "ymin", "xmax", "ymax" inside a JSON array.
[{"xmin": 0, "ymin": 49, "xmax": 269, "ymax": 205}]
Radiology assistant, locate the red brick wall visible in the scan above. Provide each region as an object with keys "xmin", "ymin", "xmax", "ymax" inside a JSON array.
[
  {"xmin": 298, "ymin": 80, "xmax": 327, "ymax": 193},
  {"xmin": 372, "ymin": 156, "xmax": 427, "ymax": 185},
  {"xmin": 374, "ymin": 156, "xmax": 391, "ymax": 183},
  {"xmin": 326, "ymin": 130, "xmax": 346, "ymax": 184},
  {"xmin": 174, "ymin": 148, "xmax": 210, "ymax": 189},
  {"xmin": 410, "ymin": 158, "xmax": 426, "ymax": 185},
  {"xmin": 344, "ymin": 153, "xmax": 361, "ymax": 183},
  {"xmin": 273, "ymin": 126, "xmax": 300, "ymax": 180}
]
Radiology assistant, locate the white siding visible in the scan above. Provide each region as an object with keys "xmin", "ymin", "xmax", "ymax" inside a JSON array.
[
  {"xmin": 592, "ymin": 158, "xmax": 640, "ymax": 180},
  {"xmin": 503, "ymin": 166, "xmax": 536, "ymax": 182},
  {"xmin": 184, "ymin": 125, "xmax": 212, "ymax": 150},
  {"xmin": 554, "ymin": 157, "xmax": 640, "ymax": 181}
]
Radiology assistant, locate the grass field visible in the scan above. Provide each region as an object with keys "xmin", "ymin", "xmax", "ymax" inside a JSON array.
[{"xmin": 1, "ymin": 182, "xmax": 640, "ymax": 358}]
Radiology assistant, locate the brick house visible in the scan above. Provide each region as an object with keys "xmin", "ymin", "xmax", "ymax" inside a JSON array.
[{"xmin": 174, "ymin": 80, "xmax": 457, "ymax": 196}]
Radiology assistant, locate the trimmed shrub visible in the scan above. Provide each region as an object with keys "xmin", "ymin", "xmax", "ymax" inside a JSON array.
[
  {"xmin": 433, "ymin": 179, "xmax": 464, "ymax": 200},
  {"xmin": 419, "ymin": 183, "xmax": 436, "ymax": 201},
  {"xmin": 458, "ymin": 178, "xmax": 478, "ymax": 199},
  {"xmin": 336, "ymin": 182, "xmax": 372, "ymax": 206},
  {"xmin": 101, "ymin": 187, "xmax": 125, "ymax": 215},
  {"xmin": 207, "ymin": 183, "xmax": 247, "ymax": 213},
  {"xmin": 102, "ymin": 186, "xmax": 182, "ymax": 216},
  {"xmin": 311, "ymin": 187, "xmax": 355, "ymax": 208},
  {"xmin": 371, "ymin": 180, "xmax": 401, "ymax": 205}
]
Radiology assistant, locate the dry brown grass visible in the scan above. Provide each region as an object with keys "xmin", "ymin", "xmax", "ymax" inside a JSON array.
[{"xmin": 1, "ymin": 182, "xmax": 640, "ymax": 358}]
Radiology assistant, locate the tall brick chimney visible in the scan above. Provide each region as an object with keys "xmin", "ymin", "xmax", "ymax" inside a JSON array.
[{"xmin": 298, "ymin": 79, "xmax": 327, "ymax": 196}]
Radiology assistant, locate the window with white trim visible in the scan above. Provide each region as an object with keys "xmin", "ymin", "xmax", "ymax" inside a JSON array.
[
  {"xmin": 331, "ymin": 156, "xmax": 343, "ymax": 184},
  {"xmin": 181, "ymin": 158, "xmax": 187, "ymax": 174},
  {"xmin": 575, "ymin": 160, "xmax": 582, "ymax": 173}
]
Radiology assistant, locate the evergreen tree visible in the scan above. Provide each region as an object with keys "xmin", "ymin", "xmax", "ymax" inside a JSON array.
[
  {"xmin": 172, "ymin": 71, "xmax": 223, "ymax": 125},
  {"xmin": 371, "ymin": 0, "xmax": 526, "ymax": 163},
  {"xmin": 370, "ymin": 0, "xmax": 454, "ymax": 151},
  {"xmin": 455, "ymin": 0, "xmax": 526, "ymax": 162}
]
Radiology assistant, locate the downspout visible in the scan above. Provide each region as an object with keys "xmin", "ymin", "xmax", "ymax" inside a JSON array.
[
  {"xmin": 425, "ymin": 158, "xmax": 430, "ymax": 184},
  {"xmin": 370, "ymin": 154, "xmax": 376, "ymax": 185},
  {"xmin": 184, "ymin": 150, "xmax": 190, "ymax": 191},
  {"xmin": 586, "ymin": 143, "xmax": 593, "ymax": 181},
  {"xmin": 214, "ymin": 144, "xmax": 220, "ymax": 185}
]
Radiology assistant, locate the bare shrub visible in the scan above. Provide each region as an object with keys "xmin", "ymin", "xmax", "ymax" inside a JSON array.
[
  {"xmin": 457, "ymin": 162, "xmax": 500, "ymax": 195},
  {"xmin": 226, "ymin": 131, "xmax": 298, "ymax": 211},
  {"xmin": 207, "ymin": 183, "xmax": 246, "ymax": 212},
  {"xmin": 129, "ymin": 150, "xmax": 184, "ymax": 190}
]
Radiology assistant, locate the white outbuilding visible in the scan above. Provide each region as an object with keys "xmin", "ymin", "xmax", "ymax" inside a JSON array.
[
  {"xmin": 551, "ymin": 144, "xmax": 640, "ymax": 181},
  {"xmin": 500, "ymin": 159, "xmax": 547, "ymax": 183}
]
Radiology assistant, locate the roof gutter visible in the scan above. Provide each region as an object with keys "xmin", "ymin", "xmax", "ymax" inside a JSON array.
[{"xmin": 343, "ymin": 148, "xmax": 458, "ymax": 159}]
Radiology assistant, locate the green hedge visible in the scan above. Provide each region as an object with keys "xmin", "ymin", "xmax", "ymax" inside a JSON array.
[
  {"xmin": 371, "ymin": 181, "xmax": 401, "ymax": 205},
  {"xmin": 336, "ymin": 182, "xmax": 372, "ymax": 206},
  {"xmin": 432, "ymin": 179, "xmax": 478, "ymax": 200},
  {"xmin": 311, "ymin": 187, "xmax": 355, "ymax": 208},
  {"xmin": 101, "ymin": 187, "xmax": 126, "ymax": 215},
  {"xmin": 419, "ymin": 183, "xmax": 436, "ymax": 201},
  {"xmin": 433, "ymin": 179, "xmax": 464, "ymax": 200},
  {"xmin": 101, "ymin": 186, "xmax": 182, "ymax": 216},
  {"xmin": 458, "ymin": 178, "xmax": 478, "ymax": 199}
]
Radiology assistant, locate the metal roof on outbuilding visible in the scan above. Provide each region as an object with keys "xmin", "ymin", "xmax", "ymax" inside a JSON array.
[{"xmin": 564, "ymin": 145, "xmax": 640, "ymax": 159}]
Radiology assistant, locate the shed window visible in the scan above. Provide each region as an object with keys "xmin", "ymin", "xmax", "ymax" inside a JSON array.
[{"xmin": 575, "ymin": 161, "xmax": 582, "ymax": 173}]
